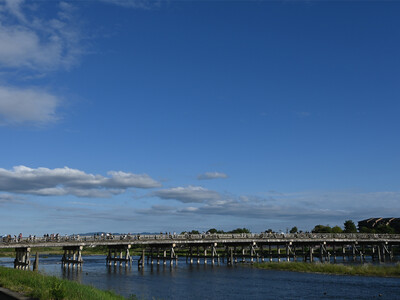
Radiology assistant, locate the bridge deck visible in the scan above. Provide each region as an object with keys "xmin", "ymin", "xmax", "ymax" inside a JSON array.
[{"xmin": 1, "ymin": 233, "xmax": 400, "ymax": 249}]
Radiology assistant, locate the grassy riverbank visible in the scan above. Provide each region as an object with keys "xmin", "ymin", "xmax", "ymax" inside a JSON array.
[
  {"xmin": 0, "ymin": 266, "xmax": 131, "ymax": 299},
  {"xmin": 253, "ymin": 262, "xmax": 400, "ymax": 277}
]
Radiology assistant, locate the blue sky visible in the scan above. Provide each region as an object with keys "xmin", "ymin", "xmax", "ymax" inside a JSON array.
[{"xmin": 0, "ymin": 0, "xmax": 399, "ymax": 235}]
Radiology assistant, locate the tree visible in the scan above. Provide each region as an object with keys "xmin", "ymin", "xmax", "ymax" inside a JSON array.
[
  {"xmin": 208, "ymin": 228, "xmax": 218, "ymax": 234},
  {"xmin": 343, "ymin": 220, "xmax": 357, "ymax": 233},
  {"xmin": 312, "ymin": 225, "xmax": 332, "ymax": 233},
  {"xmin": 375, "ymin": 224, "xmax": 395, "ymax": 234},
  {"xmin": 331, "ymin": 226, "xmax": 343, "ymax": 233},
  {"xmin": 359, "ymin": 226, "xmax": 375, "ymax": 233},
  {"xmin": 289, "ymin": 226, "xmax": 298, "ymax": 234},
  {"xmin": 229, "ymin": 228, "xmax": 250, "ymax": 234}
]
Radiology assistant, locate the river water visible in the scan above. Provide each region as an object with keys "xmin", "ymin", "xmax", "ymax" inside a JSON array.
[{"xmin": 1, "ymin": 255, "xmax": 400, "ymax": 299}]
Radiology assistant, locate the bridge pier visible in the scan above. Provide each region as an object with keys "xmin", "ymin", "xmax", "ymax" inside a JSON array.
[
  {"xmin": 62, "ymin": 246, "xmax": 83, "ymax": 268},
  {"xmin": 14, "ymin": 247, "xmax": 31, "ymax": 270},
  {"xmin": 106, "ymin": 245, "xmax": 132, "ymax": 267}
]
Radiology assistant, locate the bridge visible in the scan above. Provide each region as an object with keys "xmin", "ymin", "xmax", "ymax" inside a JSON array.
[{"xmin": 1, "ymin": 233, "xmax": 399, "ymax": 270}]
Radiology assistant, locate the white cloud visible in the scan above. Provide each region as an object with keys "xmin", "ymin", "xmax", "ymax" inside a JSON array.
[
  {"xmin": 197, "ymin": 172, "xmax": 228, "ymax": 180},
  {"xmin": 0, "ymin": 166, "xmax": 161, "ymax": 197},
  {"xmin": 0, "ymin": 193, "xmax": 21, "ymax": 204},
  {"xmin": 98, "ymin": 0, "xmax": 158, "ymax": 9},
  {"xmin": 0, "ymin": 85, "xmax": 59, "ymax": 125},
  {"xmin": 143, "ymin": 189, "xmax": 400, "ymax": 228},
  {"xmin": 153, "ymin": 186, "xmax": 222, "ymax": 203},
  {"xmin": 0, "ymin": 0, "xmax": 82, "ymax": 72}
]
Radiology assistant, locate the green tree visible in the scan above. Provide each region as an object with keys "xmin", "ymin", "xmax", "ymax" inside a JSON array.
[
  {"xmin": 312, "ymin": 225, "xmax": 332, "ymax": 233},
  {"xmin": 375, "ymin": 224, "xmax": 395, "ymax": 234},
  {"xmin": 229, "ymin": 228, "xmax": 250, "ymax": 234},
  {"xmin": 331, "ymin": 226, "xmax": 343, "ymax": 233},
  {"xmin": 359, "ymin": 226, "xmax": 375, "ymax": 233},
  {"xmin": 289, "ymin": 226, "xmax": 298, "ymax": 234},
  {"xmin": 189, "ymin": 230, "xmax": 200, "ymax": 234},
  {"xmin": 343, "ymin": 220, "xmax": 357, "ymax": 233},
  {"xmin": 208, "ymin": 228, "xmax": 218, "ymax": 234}
]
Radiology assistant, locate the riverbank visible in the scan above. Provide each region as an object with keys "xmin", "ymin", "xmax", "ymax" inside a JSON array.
[
  {"xmin": 253, "ymin": 262, "xmax": 400, "ymax": 277},
  {"xmin": 0, "ymin": 266, "xmax": 130, "ymax": 300}
]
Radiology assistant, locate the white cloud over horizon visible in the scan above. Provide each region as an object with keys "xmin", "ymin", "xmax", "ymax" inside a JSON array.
[
  {"xmin": 153, "ymin": 186, "xmax": 222, "ymax": 203},
  {"xmin": 197, "ymin": 171, "xmax": 228, "ymax": 180},
  {"xmin": 147, "ymin": 188, "xmax": 400, "ymax": 226},
  {"xmin": 0, "ymin": 166, "xmax": 161, "ymax": 197}
]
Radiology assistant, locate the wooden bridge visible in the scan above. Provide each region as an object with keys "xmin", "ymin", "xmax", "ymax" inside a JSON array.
[{"xmin": 1, "ymin": 233, "xmax": 399, "ymax": 270}]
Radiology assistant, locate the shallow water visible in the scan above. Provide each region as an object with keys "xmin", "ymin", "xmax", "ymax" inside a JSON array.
[{"xmin": 1, "ymin": 255, "xmax": 399, "ymax": 299}]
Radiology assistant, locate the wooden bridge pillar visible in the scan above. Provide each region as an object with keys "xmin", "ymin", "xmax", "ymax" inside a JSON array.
[
  {"xmin": 211, "ymin": 243, "xmax": 218, "ymax": 265},
  {"xmin": 62, "ymin": 246, "xmax": 83, "ymax": 268},
  {"xmin": 268, "ymin": 244, "xmax": 272, "ymax": 262},
  {"xmin": 342, "ymin": 245, "xmax": 346, "ymax": 262},
  {"xmin": 332, "ymin": 245, "xmax": 337, "ymax": 263},
  {"xmin": 227, "ymin": 248, "xmax": 234, "ymax": 265},
  {"xmin": 106, "ymin": 245, "xmax": 132, "ymax": 267},
  {"xmin": 250, "ymin": 242, "xmax": 256, "ymax": 263},
  {"xmin": 14, "ymin": 247, "xmax": 31, "ymax": 270}
]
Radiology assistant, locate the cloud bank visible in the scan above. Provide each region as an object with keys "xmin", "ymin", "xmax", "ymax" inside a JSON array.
[
  {"xmin": 0, "ymin": 0, "xmax": 83, "ymax": 126},
  {"xmin": 0, "ymin": 86, "xmax": 59, "ymax": 125},
  {"xmin": 153, "ymin": 186, "xmax": 222, "ymax": 203},
  {"xmin": 0, "ymin": 166, "xmax": 161, "ymax": 197},
  {"xmin": 148, "ymin": 188, "xmax": 400, "ymax": 226},
  {"xmin": 197, "ymin": 172, "xmax": 228, "ymax": 180},
  {"xmin": 99, "ymin": 0, "xmax": 159, "ymax": 9},
  {"xmin": 0, "ymin": 0, "xmax": 82, "ymax": 72}
]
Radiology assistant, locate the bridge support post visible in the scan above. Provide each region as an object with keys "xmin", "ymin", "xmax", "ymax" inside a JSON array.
[
  {"xmin": 138, "ymin": 249, "xmax": 145, "ymax": 268},
  {"xmin": 14, "ymin": 247, "xmax": 31, "ymax": 270},
  {"xmin": 33, "ymin": 252, "xmax": 39, "ymax": 271},
  {"xmin": 211, "ymin": 243, "xmax": 218, "ymax": 265},
  {"xmin": 309, "ymin": 246, "xmax": 313, "ymax": 263},
  {"xmin": 250, "ymin": 243, "xmax": 256, "ymax": 263},
  {"xmin": 106, "ymin": 245, "xmax": 132, "ymax": 267},
  {"xmin": 342, "ymin": 245, "xmax": 346, "ymax": 262},
  {"xmin": 277, "ymin": 246, "xmax": 281, "ymax": 262},
  {"xmin": 286, "ymin": 243, "xmax": 291, "ymax": 262},
  {"xmin": 333, "ymin": 245, "xmax": 337, "ymax": 263},
  {"xmin": 62, "ymin": 246, "xmax": 83, "ymax": 268},
  {"xmin": 269, "ymin": 245, "xmax": 272, "ymax": 262},
  {"xmin": 372, "ymin": 246, "xmax": 376, "ymax": 262}
]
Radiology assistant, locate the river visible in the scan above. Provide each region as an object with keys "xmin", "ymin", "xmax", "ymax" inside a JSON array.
[{"xmin": 1, "ymin": 255, "xmax": 400, "ymax": 299}]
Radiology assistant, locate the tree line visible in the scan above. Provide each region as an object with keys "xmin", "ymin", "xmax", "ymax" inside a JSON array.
[{"xmin": 305, "ymin": 220, "xmax": 399, "ymax": 234}]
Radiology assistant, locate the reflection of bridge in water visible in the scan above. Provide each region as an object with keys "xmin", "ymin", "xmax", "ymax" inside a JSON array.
[{"xmin": 1, "ymin": 233, "xmax": 400, "ymax": 270}]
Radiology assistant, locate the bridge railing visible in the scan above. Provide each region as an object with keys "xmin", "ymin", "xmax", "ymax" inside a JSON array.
[{"xmin": 2, "ymin": 232, "xmax": 400, "ymax": 245}]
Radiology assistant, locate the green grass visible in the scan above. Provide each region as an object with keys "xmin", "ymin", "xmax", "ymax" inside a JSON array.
[
  {"xmin": 0, "ymin": 266, "xmax": 133, "ymax": 300},
  {"xmin": 253, "ymin": 262, "xmax": 400, "ymax": 277}
]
